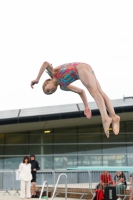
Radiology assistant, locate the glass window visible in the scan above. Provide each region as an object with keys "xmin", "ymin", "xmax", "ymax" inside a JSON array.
[
  {"xmin": 43, "ymin": 133, "xmax": 53, "ymax": 143},
  {"xmin": 0, "ymin": 146, "xmax": 4, "ymax": 155},
  {"xmin": 78, "ymin": 155, "xmax": 102, "ymax": 166},
  {"xmin": 4, "ymin": 156, "xmax": 23, "ymax": 170},
  {"xmin": 78, "ymin": 125, "xmax": 102, "ymax": 143},
  {"xmin": 29, "ymin": 145, "xmax": 42, "ymax": 155},
  {"xmin": 30, "ymin": 130, "xmax": 54, "ymax": 144},
  {"xmin": 78, "ymin": 144, "xmax": 102, "ymax": 154},
  {"xmin": 36, "ymin": 156, "xmax": 53, "ymax": 170},
  {"xmin": 102, "ymin": 144, "xmax": 126, "ymax": 154},
  {"xmin": 30, "ymin": 135, "xmax": 42, "ymax": 144},
  {"xmin": 102, "ymin": 132, "xmax": 126, "ymax": 142},
  {"xmin": 126, "ymin": 134, "xmax": 133, "ymax": 142},
  {"xmin": 78, "ymin": 124, "xmax": 102, "ymax": 134},
  {"xmin": 54, "ymin": 145, "xmax": 77, "ymax": 154},
  {"xmin": 127, "ymin": 144, "xmax": 133, "ymax": 153},
  {"xmin": 127, "ymin": 154, "xmax": 133, "ymax": 166},
  {"xmin": 103, "ymin": 155, "xmax": 127, "ymax": 166},
  {"xmin": 54, "ymin": 156, "xmax": 77, "ymax": 169},
  {"xmin": 78, "ymin": 133, "xmax": 102, "ymax": 143},
  {"xmin": 29, "ymin": 131, "xmax": 42, "ymax": 144},
  {"xmin": 0, "ymin": 134, "xmax": 5, "ymax": 144},
  {"xmin": 54, "ymin": 134, "xmax": 77, "ymax": 143},
  {"xmin": 44, "ymin": 145, "xmax": 53, "ymax": 154},
  {"xmin": 54, "ymin": 127, "xmax": 77, "ymax": 134},
  {"xmin": 5, "ymin": 133, "xmax": 29, "ymax": 144},
  {"xmin": 0, "ymin": 157, "xmax": 3, "ymax": 169},
  {"xmin": 5, "ymin": 145, "xmax": 29, "ymax": 155},
  {"xmin": 126, "ymin": 121, "xmax": 133, "ymax": 132}
]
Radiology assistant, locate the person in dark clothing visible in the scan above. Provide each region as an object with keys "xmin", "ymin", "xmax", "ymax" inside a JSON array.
[{"xmin": 30, "ymin": 154, "xmax": 40, "ymax": 198}]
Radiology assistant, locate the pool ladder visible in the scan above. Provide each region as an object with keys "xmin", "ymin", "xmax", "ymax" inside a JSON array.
[{"xmin": 39, "ymin": 173, "xmax": 67, "ymax": 200}]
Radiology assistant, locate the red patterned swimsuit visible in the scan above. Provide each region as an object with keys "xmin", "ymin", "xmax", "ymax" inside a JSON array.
[{"xmin": 53, "ymin": 62, "xmax": 83, "ymax": 90}]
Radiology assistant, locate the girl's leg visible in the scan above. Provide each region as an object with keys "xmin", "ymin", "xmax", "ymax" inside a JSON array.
[
  {"xmin": 94, "ymin": 76, "xmax": 120, "ymax": 135},
  {"xmin": 77, "ymin": 64, "xmax": 112, "ymax": 137}
]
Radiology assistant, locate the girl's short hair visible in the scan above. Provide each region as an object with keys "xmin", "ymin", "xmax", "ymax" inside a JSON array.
[
  {"xmin": 23, "ymin": 156, "xmax": 30, "ymax": 163},
  {"xmin": 42, "ymin": 78, "xmax": 52, "ymax": 93}
]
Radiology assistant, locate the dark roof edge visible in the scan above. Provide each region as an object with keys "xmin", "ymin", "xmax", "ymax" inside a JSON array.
[{"xmin": 0, "ymin": 105, "xmax": 133, "ymax": 126}]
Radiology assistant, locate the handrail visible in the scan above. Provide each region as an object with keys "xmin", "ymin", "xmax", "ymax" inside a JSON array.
[
  {"xmin": 39, "ymin": 181, "xmax": 48, "ymax": 200},
  {"xmin": 51, "ymin": 173, "xmax": 67, "ymax": 200}
]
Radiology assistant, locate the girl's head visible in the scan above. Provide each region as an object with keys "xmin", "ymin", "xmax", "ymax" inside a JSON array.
[
  {"xmin": 42, "ymin": 79, "xmax": 58, "ymax": 95},
  {"xmin": 23, "ymin": 156, "xmax": 30, "ymax": 164}
]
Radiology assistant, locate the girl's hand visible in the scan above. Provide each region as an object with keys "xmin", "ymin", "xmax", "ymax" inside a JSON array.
[
  {"xmin": 84, "ymin": 107, "xmax": 92, "ymax": 119},
  {"xmin": 30, "ymin": 79, "xmax": 39, "ymax": 88}
]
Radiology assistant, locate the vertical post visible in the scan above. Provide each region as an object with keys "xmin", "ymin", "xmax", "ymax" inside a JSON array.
[
  {"xmin": 41, "ymin": 134, "xmax": 44, "ymax": 185},
  {"xmin": 41, "ymin": 134, "xmax": 44, "ymax": 170},
  {"xmin": 88, "ymin": 171, "xmax": 92, "ymax": 193},
  {"xmin": 65, "ymin": 174, "xmax": 67, "ymax": 200}
]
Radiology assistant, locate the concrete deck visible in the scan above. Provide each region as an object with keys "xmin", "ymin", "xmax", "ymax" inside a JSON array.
[{"xmin": 0, "ymin": 191, "xmax": 77, "ymax": 200}]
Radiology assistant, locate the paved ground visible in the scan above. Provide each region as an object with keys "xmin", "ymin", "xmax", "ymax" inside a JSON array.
[{"xmin": 0, "ymin": 191, "xmax": 75, "ymax": 200}]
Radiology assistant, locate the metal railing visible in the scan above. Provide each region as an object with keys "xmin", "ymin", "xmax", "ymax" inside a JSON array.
[
  {"xmin": 0, "ymin": 169, "xmax": 14, "ymax": 195},
  {"xmin": 36, "ymin": 170, "xmax": 54, "ymax": 190},
  {"xmin": 54, "ymin": 170, "xmax": 91, "ymax": 199},
  {"xmin": 51, "ymin": 173, "xmax": 67, "ymax": 200},
  {"xmin": 39, "ymin": 181, "xmax": 48, "ymax": 200},
  {"xmin": 0, "ymin": 168, "xmax": 132, "ymax": 200}
]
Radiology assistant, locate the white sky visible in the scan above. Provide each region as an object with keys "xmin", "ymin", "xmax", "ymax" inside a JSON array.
[{"xmin": 0, "ymin": 0, "xmax": 133, "ymax": 111}]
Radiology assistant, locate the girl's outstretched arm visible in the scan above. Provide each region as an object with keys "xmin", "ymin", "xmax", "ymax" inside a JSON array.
[
  {"xmin": 66, "ymin": 84, "xmax": 92, "ymax": 119},
  {"xmin": 31, "ymin": 61, "xmax": 52, "ymax": 88}
]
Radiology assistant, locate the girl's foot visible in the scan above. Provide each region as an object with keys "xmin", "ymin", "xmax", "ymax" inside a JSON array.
[
  {"xmin": 103, "ymin": 117, "xmax": 112, "ymax": 138},
  {"xmin": 112, "ymin": 115, "xmax": 120, "ymax": 135}
]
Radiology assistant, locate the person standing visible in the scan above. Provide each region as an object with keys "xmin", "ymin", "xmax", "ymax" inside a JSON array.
[
  {"xmin": 30, "ymin": 154, "xmax": 40, "ymax": 198},
  {"xmin": 18, "ymin": 156, "xmax": 32, "ymax": 200}
]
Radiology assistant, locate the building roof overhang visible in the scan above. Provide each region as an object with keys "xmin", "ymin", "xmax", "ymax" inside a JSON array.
[{"xmin": 0, "ymin": 98, "xmax": 133, "ymax": 133}]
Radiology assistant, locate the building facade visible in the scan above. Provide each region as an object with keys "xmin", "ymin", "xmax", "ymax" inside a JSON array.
[{"xmin": 0, "ymin": 98, "xmax": 133, "ymax": 170}]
